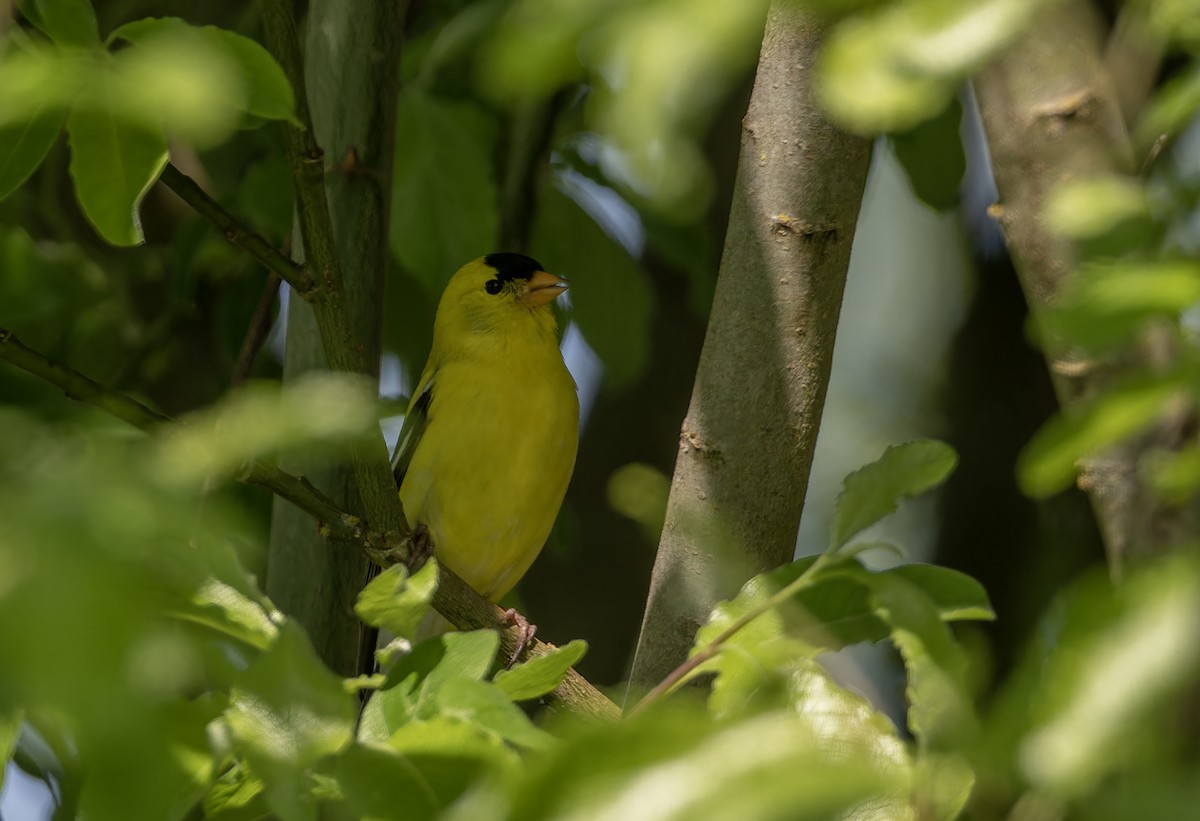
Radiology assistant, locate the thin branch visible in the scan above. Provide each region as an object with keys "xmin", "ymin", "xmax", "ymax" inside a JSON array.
[
  {"xmin": 0, "ymin": 327, "xmax": 168, "ymax": 428},
  {"xmin": 0, "ymin": 325, "xmax": 620, "ymax": 720},
  {"xmin": 231, "ymin": 272, "xmax": 282, "ymax": 387},
  {"xmin": 256, "ymin": 0, "xmax": 344, "ymax": 296},
  {"xmin": 158, "ymin": 164, "xmax": 316, "ymax": 297},
  {"xmin": 630, "ymin": 552, "xmax": 835, "ymax": 716}
]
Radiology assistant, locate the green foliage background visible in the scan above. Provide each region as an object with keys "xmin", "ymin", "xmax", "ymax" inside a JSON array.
[{"xmin": 2, "ymin": 0, "xmax": 1200, "ymax": 819}]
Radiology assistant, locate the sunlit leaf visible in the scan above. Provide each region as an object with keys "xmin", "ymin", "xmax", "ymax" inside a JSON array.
[
  {"xmin": 885, "ymin": 564, "xmax": 995, "ymax": 622},
  {"xmin": 1046, "ymin": 176, "xmax": 1151, "ymax": 240},
  {"xmin": 333, "ymin": 743, "xmax": 442, "ymax": 821},
  {"xmin": 1018, "ymin": 554, "xmax": 1200, "ymax": 796},
  {"xmin": 0, "ymin": 709, "xmax": 21, "ymax": 792},
  {"xmin": 831, "ymin": 440, "xmax": 958, "ymax": 548},
  {"xmin": 432, "ymin": 679, "xmax": 554, "ymax": 749},
  {"xmin": 1018, "ymin": 372, "xmax": 1189, "ymax": 498},
  {"xmin": 492, "ymin": 639, "xmax": 588, "ymax": 701},
  {"xmin": 226, "ymin": 623, "xmax": 357, "ymax": 821},
  {"xmin": 204, "ymin": 763, "xmax": 268, "ymax": 821},
  {"xmin": 354, "ymin": 560, "xmax": 439, "ymax": 642},
  {"xmin": 153, "ymin": 372, "xmax": 378, "ymax": 485}
]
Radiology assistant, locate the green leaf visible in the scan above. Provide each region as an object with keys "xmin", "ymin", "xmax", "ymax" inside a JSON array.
[
  {"xmin": 432, "ymin": 678, "xmax": 554, "ymax": 749},
  {"xmin": 492, "ymin": 639, "xmax": 588, "ymax": 701},
  {"xmin": 818, "ymin": 0, "xmax": 1040, "ymax": 134},
  {"xmin": 108, "ymin": 18, "xmax": 298, "ymax": 125},
  {"xmin": 1037, "ymin": 261, "xmax": 1200, "ymax": 352},
  {"xmin": 531, "ymin": 183, "xmax": 653, "ymax": 387},
  {"xmin": 1018, "ymin": 372, "xmax": 1188, "ymax": 498},
  {"xmin": 500, "ymin": 707, "xmax": 898, "ymax": 821},
  {"xmin": 226, "ymin": 623, "xmax": 357, "ymax": 821},
  {"xmin": 354, "ymin": 560, "xmax": 439, "ymax": 642},
  {"xmin": 0, "ymin": 103, "xmax": 67, "ymax": 201},
  {"xmin": 369, "ymin": 630, "xmax": 501, "ymax": 734},
  {"xmin": 386, "ymin": 717, "xmax": 517, "ymax": 804},
  {"xmin": 1135, "ymin": 61, "xmax": 1200, "ymax": 150},
  {"xmin": 885, "ymin": 564, "xmax": 995, "ymax": 622},
  {"xmin": 170, "ymin": 577, "xmax": 279, "ymax": 650},
  {"xmin": 1045, "ymin": 176, "xmax": 1151, "ymax": 240},
  {"xmin": 65, "ymin": 94, "xmax": 168, "ymax": 246},
  {"xmin": 1018, "ymin": 554, "xmax": 1200, "ymax": 797},
  {"xmin": 204, "ymin": 764, "xmax": 268, "ymax": 821},
  {"xmin": 831, "ymin": 440, "xmax": 958, "ymax": 548},
  {"xmin": 22, "ymin": 0, "xmax": 100, "ymax": 46},
  {"xmin": 333, "ymin": 744, "xmax": 442, "ymax": 821},
  {"xmin": 889, "ymin": 98, "xmax": 965, "ymax": 210},
  {"xmin": 867, "ymin": 573, "xmax": 977, "ymax": 751},
  {"xmin": 390, "ymin": 91, "xmax": 499, "ymax": 294}
]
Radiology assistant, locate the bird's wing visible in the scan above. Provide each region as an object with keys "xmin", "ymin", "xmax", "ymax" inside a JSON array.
[{"xmin": 391, "ymin": 370, "xmax": 434, "ymax": 488}]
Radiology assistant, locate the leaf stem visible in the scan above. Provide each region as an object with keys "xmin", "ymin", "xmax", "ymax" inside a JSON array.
[{"xmin": 629, "ymin": 551, "xmax": 837, "ymax": 715}]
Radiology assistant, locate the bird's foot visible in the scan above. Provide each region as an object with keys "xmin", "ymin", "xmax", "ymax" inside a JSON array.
[
  {"xmin": 409, "ymin": 523, "xmax": 435, "ymax": 570},
  {"xmin": 501, "ymin": 608, "xmax": 537, "ymax": 668}
]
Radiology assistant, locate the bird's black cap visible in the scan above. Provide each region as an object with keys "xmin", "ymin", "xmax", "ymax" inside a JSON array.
[{"xmin": 485, "ymin": 252, "xmax": 545, "ymax": 282}]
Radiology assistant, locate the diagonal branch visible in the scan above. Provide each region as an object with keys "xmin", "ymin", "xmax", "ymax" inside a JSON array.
[
  {"xmin": 158, "ymin": 164, "xmax": 316, "ymax": 297},
  {"xmin": 0, "ymin": 324, "xmax": 620, "ymax": 720}
]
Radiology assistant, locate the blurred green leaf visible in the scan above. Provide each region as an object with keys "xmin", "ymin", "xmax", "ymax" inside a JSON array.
[
  {"xmin": 66, "ymin": 91, "xmax": 168, "ymax": 246},
  {"xmin": 493, "ymin": 708, "xmax": 896, "ymax": 821},
  {"xmin": 1018, "ymin": 371, "xmax": 1189, "ymax": 498},
  {"xmin": 889, "ymin": 98, "xmax": 965, "ymax": 210},
  {"xmin": 204, "ymin": 763, "xmax": 269, "ymax": 821},
  {"xmin": 153, "ymin": 372, "xmax": 378, "ymax": 485},
  {"xmin": 1046, "ymin": 175, "xmax": 1151, "ymax": 240},
  {"xmin": 531, "ymin": 184, "xmax": 652, "ymax": 387},
  {"xmin": 432, "ymin": 678, "xmax": 554, "ymax": 749},
  {"xmin": 355, "ymin": 560, "xmax": 439, "ymax": 643},
  {"xmin": 831, "ymin": 440, "xmax": 958, "ymax": 548},
  {"xmin": 1037, "ymin": 261, "xmax": 1200, "ymax": 352},
  {"xmin": 1018, "ymin": 554, "xmax": 1200, "ymax": 797},
  {"xmin": 171, "ymin": 577, "xmax": 279, "ymax": 650},
  {"xmin": 226, "ymin": 623, "xmax": 357, "ymax": 821},
  {"xmin": 0, "ymin": 103, "xmax": 67, "ymax": 201},
  {"xmin": 607, "ymin": 463, "xmax": 669, "ymax": 541},
  {"xmin": 1146, "ymin": 443, "xmax": 1200, "ymax": 502},
  {"xmin": 390, "ymin": 91, "xmax": 499, "ymax": 294},
  {"xmin": 386, "ymin": 717, "xmax": 517, "ymax": 804},
  {"xmin": 819, "ymin": 0, "xmax": 1040, "ymax": 133},
  {"xmin": 22, "ymin": 0, "xmax": 100, "ymax": 46},
  {"xmin": 1137, "ymin": 62, "xmax": 1200, "ymax": 150},
  {"xmin": 492, "ymin": 639, "xmax": 588, "ymax": 701},
  {"xmin": 333, "ymin": 743, "xmax": 441, "ymax": 821},
  {"xmin": 108, "ymin": 18, "xmax": 298, "ymax": 126}
]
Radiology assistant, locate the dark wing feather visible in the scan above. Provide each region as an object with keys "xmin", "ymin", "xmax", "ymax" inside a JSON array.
[{"xmin": 391, "ymin": 376, "xmax": 433, "ymax": 488}]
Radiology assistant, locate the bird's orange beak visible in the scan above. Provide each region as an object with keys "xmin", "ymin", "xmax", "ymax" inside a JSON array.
[{"xmin": 519, "ymin": 270, "xmax": 569, "ymax": 307}]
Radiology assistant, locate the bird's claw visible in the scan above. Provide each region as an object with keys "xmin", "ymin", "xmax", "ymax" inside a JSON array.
[{"xmin": 501, "ymin": 608, "xmax": 537, "ymax": 668}]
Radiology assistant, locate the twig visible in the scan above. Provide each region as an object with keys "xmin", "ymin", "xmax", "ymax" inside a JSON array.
[
  {"xmin": 0, "ymin": 327, "xmax": 169, "ymax": 428},
  {"xmin": 158, "ymin": 164, "xmax": 316, "ymax": 297},
  {"xmin": 231, "ymin": 272, "xmax": 282, "ymax": 387},
  {"xmin": 0, "ymin": 324, "xmax": 620, "ymax": 720},
  {"xmin": 629, "ymin": 552, "xmax": 835, "ymax": 716}
]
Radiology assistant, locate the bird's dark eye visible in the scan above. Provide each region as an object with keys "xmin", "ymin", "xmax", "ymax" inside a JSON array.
[{"xmin": 484, "ymin": 278, "xmax": 503, "ymax": 295}]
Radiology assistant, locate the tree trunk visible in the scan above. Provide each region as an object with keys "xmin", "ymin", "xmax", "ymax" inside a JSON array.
[
  {"xmin": 627, "ymin": 2, "xmax": 872, "ymax": 692},
  {"xmin": 266, "ymin": 0, "xmax": 404, "ymax": 677},
  {"xmin": 974, "ymin": 0, "xmax": 1195, "ymax": 574}
]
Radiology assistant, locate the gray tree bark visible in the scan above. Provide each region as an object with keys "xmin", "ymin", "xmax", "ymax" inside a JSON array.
[
  {"xmin": 975, "ymin": 0, "xmax": 1195, "ymax": 574},
  {"xmin": 628, "ymin": 2, "xmax": 872, "ymax": 692},
  {"xmin": 266, "ymin": 0, "xmax": 404, "ymax": 677}
]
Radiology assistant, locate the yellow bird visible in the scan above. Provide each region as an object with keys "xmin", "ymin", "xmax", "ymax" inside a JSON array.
[{"xmin": 391, "ymin": 253, "xmax": 579, "ymax": 609}]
